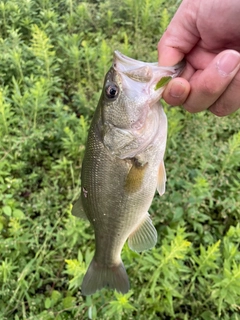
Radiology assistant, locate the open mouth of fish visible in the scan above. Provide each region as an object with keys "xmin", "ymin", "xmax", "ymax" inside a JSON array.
[{"xmin": 113, "ymin": 50, "xmax": 185, "ymax": 97}]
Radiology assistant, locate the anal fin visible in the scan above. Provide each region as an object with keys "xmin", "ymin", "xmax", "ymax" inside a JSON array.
[{"xmin": 128, "ymin": 213, "xmax": 157, "ymax": 252}]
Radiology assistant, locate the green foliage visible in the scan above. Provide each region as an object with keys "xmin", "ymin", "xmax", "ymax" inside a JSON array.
[{"xmin": 0, "ymin": 0, "xmax": 239, "ymax": 319}]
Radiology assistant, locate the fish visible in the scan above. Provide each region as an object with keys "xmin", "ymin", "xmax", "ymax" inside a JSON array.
[{"xmin": 72, "ymin": 51, "xmax": 185, "ymax": 295}]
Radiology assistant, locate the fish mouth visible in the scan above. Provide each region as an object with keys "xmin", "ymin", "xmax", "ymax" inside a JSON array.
[
  {"xmin": 113, "ymin": 51, "xmax": 157, "ymax": 72},
  {"xmin": 113, "ymin": 51, "xmax": 157, "ymax": 83},
  {"xmin": 113, "ymin": 50, "xmax": 185, "ymax": 82},
  {"xmin": 113, "ymin": 51, "xmax": 185, "ymax": 99}
]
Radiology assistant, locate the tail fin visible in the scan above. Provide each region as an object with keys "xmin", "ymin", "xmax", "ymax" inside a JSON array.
[{"xmin": 81, "ymin": 258, "xmax": 129, "ymax": 296}]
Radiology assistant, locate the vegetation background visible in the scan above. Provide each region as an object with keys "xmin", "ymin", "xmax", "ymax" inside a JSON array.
[{"xmin": 0, "ymin": 0, "xmax": 239, "ymax": 319}]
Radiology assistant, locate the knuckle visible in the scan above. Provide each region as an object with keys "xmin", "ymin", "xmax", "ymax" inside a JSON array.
[
  {"xmin": 209, "ymin": 100, "xmax": 234, "ymax": 117},
  {"xmin": 201, "ymin": 78, "xmax": 219, "ymax": 97},
  {"xmin": 210, "ymin": 108, "xmax": 227, "ymax": 117},
  {"xmin": 183, "ymin": 102, "xmax": 199, "ymax": 113},
  {"xmin": 209, "ymin": 79, "xmax": 240, "ymax": 117}
]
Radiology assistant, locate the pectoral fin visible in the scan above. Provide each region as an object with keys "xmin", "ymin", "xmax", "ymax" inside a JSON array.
[
  {"xmin": 157, "ymin": 161, "xmax": 166, "ymax": 196},
  {"xmin": 125, "ymin": 159, "xmax": 148, "ymax": 194},
  {"xmin": 72, "ymin": 197, "xmax": 87, "ymax": 220},
  {"xmin": 128, "ymin": 213, "xmax": 157, "ymax": 252}
]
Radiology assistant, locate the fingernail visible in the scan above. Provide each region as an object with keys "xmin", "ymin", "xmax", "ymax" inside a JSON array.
[
  {"xmin": 218, "ymin": 51, "xmax": 240, "ymax": 76},
  {"xmin": 169, "ymin": 80, "xmax": 185, "ymax": 98}
]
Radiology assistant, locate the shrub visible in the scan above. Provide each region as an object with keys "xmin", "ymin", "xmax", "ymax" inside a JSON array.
[{"xmin": 0, "ymin": 1, "xmax": 239, "ymax": 319}]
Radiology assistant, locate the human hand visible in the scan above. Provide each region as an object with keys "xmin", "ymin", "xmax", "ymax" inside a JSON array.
[{"xmin": 158, "ymin": 0, "xmax": 240, "ymax": 116}]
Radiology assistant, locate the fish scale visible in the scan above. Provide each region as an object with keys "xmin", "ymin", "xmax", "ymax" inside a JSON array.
[{"xmin": 72, "ymin": 51, "xmax": 185, "ymax": 295}]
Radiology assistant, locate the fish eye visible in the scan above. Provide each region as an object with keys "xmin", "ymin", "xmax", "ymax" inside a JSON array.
[{"xmin": 105, "ymin": 84, "xmax": 119, "ymax": 99}]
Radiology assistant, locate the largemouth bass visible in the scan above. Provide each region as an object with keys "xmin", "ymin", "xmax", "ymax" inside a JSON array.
[{"xmin": 72, "ymin": 51, "xmax": 185, "ymax": 295}]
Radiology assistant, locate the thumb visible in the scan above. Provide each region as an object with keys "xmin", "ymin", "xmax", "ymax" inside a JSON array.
[{"xmin": 158, "ymin": 1, "xmax": 199, "ymax": 66}]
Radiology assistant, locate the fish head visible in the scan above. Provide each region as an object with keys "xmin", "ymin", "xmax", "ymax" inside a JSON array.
[{"xmin": 100, "ymin": 51, "xmax": 185, "ymax": 158}]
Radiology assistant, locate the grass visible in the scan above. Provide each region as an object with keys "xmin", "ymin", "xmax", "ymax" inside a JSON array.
[{"xmin": 0, "ymin": 0, "xmax": 240, "ymax": 319}]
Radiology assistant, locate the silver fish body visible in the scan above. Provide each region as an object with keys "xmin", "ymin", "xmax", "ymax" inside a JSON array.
[{"xmin": 72, "ymin": 51, "xmax": 185, "ymax": 295}]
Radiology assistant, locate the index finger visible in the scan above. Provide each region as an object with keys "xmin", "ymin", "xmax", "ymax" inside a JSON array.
[{"xmin": 158, "ymin": 1, "xmax": 199, "ymax": 66}]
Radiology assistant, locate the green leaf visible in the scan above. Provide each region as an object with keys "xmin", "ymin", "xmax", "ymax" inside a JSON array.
[
  {"xmin": 63, "ymin": 296, "xmax": 76, "ymax": 309},
  {"xmin": 12, "ymin": 209, "xmax": 25, "ymax": 219},
  {"xmin": 44, "ymin": 297, "xmax": 52, "ymax": 309},
  {"xmin": 155, "ymin": 76, "xmax": 172, "ymax": 90},
  {"xmin": 3, "ymin": 205, "xmax": 12, "ymax": 216},
  {"xmin": 88, "ymin": 305, "xmax": 97, "ymax": 320},
  {"xmin": 51, "ymin": 290, "xmax": 62, "ymax": 306}
]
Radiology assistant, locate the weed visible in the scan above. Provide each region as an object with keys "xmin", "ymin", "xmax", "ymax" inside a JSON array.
[{"xmin": 0, "ymin": 0, "xmax": 239, "ymax": 319}]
